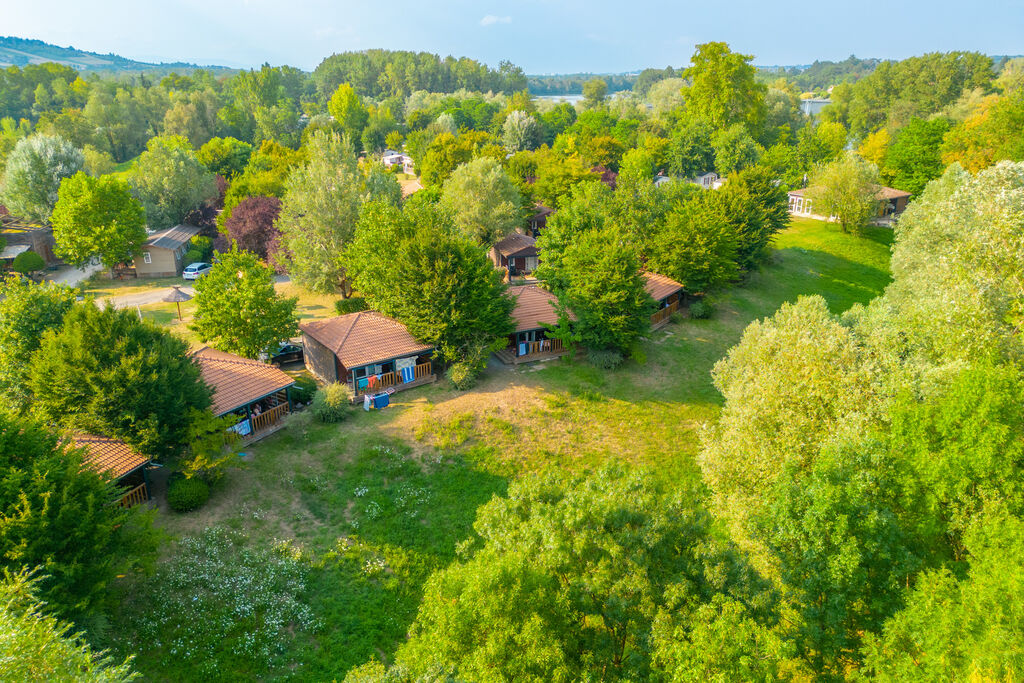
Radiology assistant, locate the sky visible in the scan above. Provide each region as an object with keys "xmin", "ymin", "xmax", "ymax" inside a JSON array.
[{"xmin": 2, "ymin": 0, "xmax": 1022, "ymax": 74}]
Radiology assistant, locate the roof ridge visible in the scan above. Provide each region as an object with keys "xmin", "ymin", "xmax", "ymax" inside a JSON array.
[{"xmin": 334, "ymin": 311, "xmax": 363, "ymax": 354}]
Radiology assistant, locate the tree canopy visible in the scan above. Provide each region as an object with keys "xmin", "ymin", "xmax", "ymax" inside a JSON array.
[
  {"xmin": 50, "ymin": 172, "xmax": 147, "ymax": 268},
  {"xmin": 0, "ymin": 133, "xmax": 83, "ymax": 222},
  {"xmin": 439, "ymin": 156, "xmax": 523, "ymax": 245}
]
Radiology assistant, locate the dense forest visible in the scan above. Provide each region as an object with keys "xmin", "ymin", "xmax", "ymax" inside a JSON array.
[{"xmin": 1, "ymin": 39, "xmax": 1024, "ymax": 681}]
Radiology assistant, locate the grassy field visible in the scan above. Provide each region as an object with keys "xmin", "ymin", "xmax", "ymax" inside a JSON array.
[{"xmin": 99, "ymin": 217, "xmax": 893, "ymax": 681}]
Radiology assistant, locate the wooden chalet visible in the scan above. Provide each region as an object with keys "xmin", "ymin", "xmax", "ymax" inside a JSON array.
[
  {"xmin": 490, "ymin": 232, "xmax": 539, "ymax": 277},
  {"xmin": 71, "ymin": 434, "xmax": 151, "ymax": 508},
  {"xmin": 495, "ymin": 285, "xmax": 574, "ymax": 365},
  {"xmin": 0, "ymin": 209, "xmax": 59, "ymax": 269},
  {"xmin": 300, "ymin": 312, "xmax": 436, "ymax": 400},
  {"xmin": 643, "ymin": 272, "xmax": 684, "ymax": 329},
  {"xmin": 192, "ymin": 347, "xmax": 296, "ymax": 442},
  {"xmin": 527, "ymin": 205, "xmax": 553, "ymax": 237},
  {"xmin": 593, "ymin": 165, "xmax": 618, "ymax": 190},
  {"xmin": 133, "ymin": 224, "xmax": 201, "ymax": 278},
  {"xmin": 788, "ymin": 185, "xmax": 912, "ymax": 224}
]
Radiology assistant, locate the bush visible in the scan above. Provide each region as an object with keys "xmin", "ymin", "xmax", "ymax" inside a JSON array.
[
  {"xmin": 689, "ymin": 299, "xmax": 713, "ymax": 319},
  {"xmin": 12, "ymin": 250, "xmax": 45, "ymax": 274},
  {"xmin": 335, "ymin": 297, "xmax": 368, "ymax": 315},
  {"xmin": 311, "ymin": 383, "xmax": 353, "ymax": 423},
  {"xmin": 290, "ymin": 375, "xmax": 317, "ymax": 404},
  {"xmin": 447, "ymin": 360, "xmax": 483, "ymax": 390},
  {"xmin": 182, "ymin": 248, "xmax": 203, "ymax": 265},
  {"xmin": 587, "ymin": 348, "xmax": 624, "ymax": 370},
  {"xmin": 167, "ymin": 476, "xmax": 210, "ymax": 512}
]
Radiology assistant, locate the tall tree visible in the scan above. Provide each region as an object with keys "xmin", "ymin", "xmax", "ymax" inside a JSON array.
[
  {"xmin": 881, "ymin": 117, "xmax": 951, "ymax": 195},
  {"xmin": 501, "ymin": 110, "xmax": 542, "ymax": 152},
  {"xmin": 0, "ymin": 276, "xmax": 78, "ymax": 409},
  {"xmin": 129, "ymin": 135, "xmax": 217, "ymax": 229},
  {"xmin": 0, "ymin": 133, "xmax": 83, "ymax": 223},
  {"xmin": 717, "ymin": 164, "xmax": 790, "ymax": 268},
  {"xmin": 647, "ymin": 192, "xmax": 739, "ymax": 293},
  {"xmin": 222, "ymin": 195, "xmax": 281, "ymax": 260},
  {"xmin": 711, "ymin": 123, "xmax": 762, "ymax": 176},
  {"xmin": 275, "ymin": 131, "xmax": 362, "ymax": 295},
  {"xmin": 327, "ymin": 83, "xmax": 369, "ymax": 143},
  {"xmin": 190, "ymin": 247, "xmax": 298, "ymax": 359},
  {"xmin": 28, "ymin": 305, "xmax": 212, "ymax": 459},
  {"xmin": 681, "ymin": 42, "xmax": 766, "ymax": 132},
  {"xmin": 50, "ymin": 172, "xmax": 148, "ymax": 268},
  {"xmin": 807, "ymin": 152, "xmax": 882, "ymax": 232},
  {"xmin": 439, "ymin": 156, "xmax": 523, "ymax": 245},
  {"xmin": 581, "ymin": 77, "xmax": 608, "ymax": 109},
  {"xmin": 196, "ymin": 136, "xmax": 253, "ymax": 179}
]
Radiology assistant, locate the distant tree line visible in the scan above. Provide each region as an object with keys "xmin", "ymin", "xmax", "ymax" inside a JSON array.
[{"xmin": 528, "ymin": 72, "xmax": 637, "ymax": 95}]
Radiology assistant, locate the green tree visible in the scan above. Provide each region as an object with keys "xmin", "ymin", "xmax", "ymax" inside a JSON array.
[
  {"xmin": 419, "ymin": 130, "xmax": 496, "ymax": 187},
  {"xmin": 717, "ymin": 164, "xmax": 790, "ymax": 268},
  {"xmin": 0, "ymin": 133, "xmax": 83, "ymax": 223},
  {"xmin": 711, "ymin": 123, "xmax": 762, "ymax": 176},
  {"xmin": 361, "ymin": 162, "xmax": 403, "ymax": 207},
  {"xmin": 129, "ymin": 135, "xmax": 217, "ymax": 229},
  {"xmin": 50, "ymin": 172, "xmax": 147, "ymax": 268},
  {"xmin": 439, "ymin": 157, "xmax": 523, "ymax": 244},
  {"xmin": 647, "ymin": 192, "xmax": 739, "ymax": 292},
  {"xmin": 11, "ymin": 250, "xmax": 44, "ymax": 275},
  {"xmin": 501, "ymin": 110, "xmax": 542, "ymax": 152},
  {"xmin": 196, "ymin": 136, "xmax": 253, "ymax": 179},
  {"xmin": 668, "ymin": 117, "xmax": 715, "ymax": 178},
  {"xmin": 190, "ymin": 247, "xmax": 298, "ymax": 359},
  {"xmin": 682, "ymin": 42, "xmax": 766, "ymax": 132},
  {"xmin": 882, "ymin": 118, "xmax": 951, "ymax": 195},
  {"xmin": 552, "ymin": 224, "xmax": 655, "ymax": 356},
  {"xmin": 346, "ymin": 202, "xmax": 513, "ymax": 373},
  {"xmin": 535, "ymin": 180, "xmax": 614, "ymax": 291},
  {"xmin": 0, "ymin": 410, "xmax": 156, "ymax": 616},
  {"xmin": 327, "ymin": 83, "xmax": 369, "ymax": 142},
  {"xmin": 27, "ymin": 305, "xmax": 212, "ymax": 459},
  {"xmin": 0, "ymin": 275, "xmax": 78, "ymax": 408},
  {"xmin": 581, "ymin": 77, "xmax": 608, "ymax": 109},
  {"xmin": 0, "ymin": 571, "xmax": 137, "ymax": 681},
  {"xmin": 807, "ymin": 152, "xmax": 881, "ymax": 232},
  {"xmin": 391, "ymin": 468, "xmax": 775, "ymax": 681},
  {"xmin": 360, "ymin": 110, "xmax": 398, "ymax": 155},
  {"xmin": 275, "ymin": 131, "xmax": 362, "ymax": 294}
]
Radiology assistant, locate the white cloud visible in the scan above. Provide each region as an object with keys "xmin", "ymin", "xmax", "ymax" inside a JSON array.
[{"xmin": 479, "ymin": 15, "xmax": 512, "ymax": 26}]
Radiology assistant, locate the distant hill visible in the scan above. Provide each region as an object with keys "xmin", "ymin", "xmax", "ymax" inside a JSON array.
[{"xmin": 0, "ymin": 36, "xmax": 236, "ymax": 74}]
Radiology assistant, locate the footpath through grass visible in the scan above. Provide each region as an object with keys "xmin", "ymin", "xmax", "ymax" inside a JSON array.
[{"xmin": 100, "ymin": 217, "xmax": 892, "ymax": 681}]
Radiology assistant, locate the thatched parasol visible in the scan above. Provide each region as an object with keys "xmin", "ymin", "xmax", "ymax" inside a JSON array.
[{"xmin": 162, "ymin": 285, "xmax": 192, "ymax": 320}]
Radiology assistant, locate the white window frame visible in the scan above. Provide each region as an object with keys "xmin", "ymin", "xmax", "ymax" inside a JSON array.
[{"xmin": 142, "ymin": 251, "xmax": 152, "ymax": 264}]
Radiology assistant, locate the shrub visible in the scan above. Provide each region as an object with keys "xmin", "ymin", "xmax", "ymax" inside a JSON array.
[
  {"xmin": 312, "ymin": 383, "xmax": 353, "ymax": 423},
  {"xmin": 290, "ymin": 375, "xmax": 317, "ymax": 404},
  {"xmin": 587, "ymin": 348, "xmax": 624, "ymax": 370},
  {"xmin": 182, "ymin": 248, "xmax": 203, "ymax": 265},
  {"xmin": 335, "ymin": 296, "xmax": 368, "ymax": 315},
  {"xmin": 447, "ymin": 360, "xmax": 482, "ymax": 390},
  {"xmin": 167, "ymin": 476, "xmax": 210, "ymax": 512},
  {"xmin": 689, "ymin": 299, "xmax": 713, "ymax": 319},
  {"xmin": 12, "ymin": 250, "xmax": 45, "ymax": 274}
]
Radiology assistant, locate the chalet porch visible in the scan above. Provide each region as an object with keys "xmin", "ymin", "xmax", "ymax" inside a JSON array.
[
  {"xmin": 226, "ymin": 389, "xmax": 292, "ymax": 445},
  {"xmin": 494, "ymin": 337, "xmax": 570, "ymax": 365},
  {"xmin": 651, "ymin": 299, "xmax": 680, "ymax": 329},
  {"xmin": 351, "ymin": 361, "xmax": 435, "ymax": 402}
]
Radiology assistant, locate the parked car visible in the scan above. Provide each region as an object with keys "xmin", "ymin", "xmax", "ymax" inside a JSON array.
[
  {"xmin": 269, "ymin": 342, "xmax": 304, "ymax": 366},
  {"xmin": 182, "ymin": 262, "xmax": 213, "ymax": 280}
]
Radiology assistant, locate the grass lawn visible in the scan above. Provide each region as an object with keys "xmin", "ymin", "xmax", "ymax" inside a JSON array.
[{"xmin": 99, "ymin": 217, "xmax": 893, "ymax": 681}]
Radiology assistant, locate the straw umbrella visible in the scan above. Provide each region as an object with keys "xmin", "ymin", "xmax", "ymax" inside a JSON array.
[{"xmin": 163, "ymin": 285, "xmax": 193, "ymax": 320}]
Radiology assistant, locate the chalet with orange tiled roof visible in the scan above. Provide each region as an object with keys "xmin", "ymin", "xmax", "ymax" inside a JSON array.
[
  {"xmin": 788, "ymin": 185, "xmax": 912, "ymax": 224},
  {"xmin": 71, "ymin": 434, "xmax": 151, "ymax": 508},
  {"xmin": 643, "ymin": 272, "xmax": 684, "ymax": 330},
  {"xmin": 191, "ymin": 347, "xmax": 296, "ymax": 441},
  {"xmin": 300, "ymin": 312, "xmax": 436, "ymax": 400},
  {"xmin": 494, "ymin": 285, "xmax": 574, "ymax": 365},
  {"xmin": 490, "ymin": 232, "xmax": 539, "ymax": 277}
]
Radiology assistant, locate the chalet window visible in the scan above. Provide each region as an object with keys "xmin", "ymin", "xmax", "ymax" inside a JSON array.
[
  {"xmin": 143, "ymin": 252, "xmax": 152, "ymax": 264},
  {"xmin": 524, "ymin": 256, "xmax": 538, "ymax": 271}
]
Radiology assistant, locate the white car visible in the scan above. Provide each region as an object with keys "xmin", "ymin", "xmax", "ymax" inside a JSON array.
[{"xmin": 182, "ymin": 262, "xmax": 212, "ymax": 280}]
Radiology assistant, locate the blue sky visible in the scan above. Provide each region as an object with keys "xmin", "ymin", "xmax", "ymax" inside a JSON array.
[{"xmin": 3, "ymin": 0, "xmax": 1022, "ymax": 73}]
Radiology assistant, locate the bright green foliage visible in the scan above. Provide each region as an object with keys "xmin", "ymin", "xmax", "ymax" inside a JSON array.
[
  {"xmin": 940, "ymin": 92, "xmax": 1024, "ymax": 172},
  {"xmin": 796, "ymin": 120, "xmax": 848, "ymax": 169},
  {"xmin": 276, "ymin": 131, "xmax": 362, "ymax": 294},
  {"xmin": 0, "ymin": 410, "xmax": 155, "ymax": 616},
  {"xmin": 196, "ymin": 136, "xmax": 253, "ymax": 179},
  {"xmin": 361, "ymin": 162, "xmax": 402, "ymax": 207},
  {"xmin": 10, "ymin": 249, "xmax": 44, "ymax": 274},
  {"xmin": 167, "ymin": 476, "xmax": 210, "ymax": 513},
  {"xmin": 668, "ymin": 117, "xmax": 715, "ymax": 178},
  {"xmin": 392, "ymin": 468, "xmax": 776, "ymax": 681},
  {"xmin": 27, "ymin": 304, "xmax": 212, "ymax": 459},
  {"xmin": 439, "ymin": 157, "xmax": 523, "ymax": 244},
  {"xmin": 501, "ymin": 110, "xmax": 542, "ymax": 152},
  {"xmin": 328, "ymin": 83, "xmax": 370, "ymax": 143},
  {"xmin": 535, "ymin": 180, "xmax": 614, "ymax": 292},
  {"xmin": 360, "ymin": 110, "xmax": 398, "ymax": 155},
  {"xmin": 129, "ymin": 135, "xmax": 217, "ymax": 229},
  {"xmin": 179, "ymin": 409, "xmax": 238, "ymax": 483},
  {"xmin": 190, "ymin": 247, "xmax": 298, "ymax": 359},
  {"xmin": 551, "ymin": 224, "xmax": 655, "ymax": 355},
  {"xmin": 863, "ymin": 508, "xmax": 1024, "ymax": 681},
  {"xmin": 82, "ymin": 144, "xmax": 116, "ymax": 176},
  {"xmin": 0, "ymin": 571, "xmax": 137, "ymax": 682},
  {"xmin": 881, "ymin": 117, "xmax": 951, "ymax": 195},
  {"xmin": 0, "ymin": 133, "xmax": 83, "ymax": 223},
  {"xmin": 219, "ymin": 140, "xmax": 305, "ymax": 230},
  {"xmin": 311, "ymin": 383, "xmax": 354, "ymax": 423},
  {"xmin": 807, "ymin": 152, "xmax": 881, "ymax": 232},
  {"xmin": 346, "ymin": 202, "xmax": 513, "ymax": 367},
  {"xmin": 419, "ymin": 131, "xmax": 496, "ymax": 187},
  {"xmin": 711, "ymin": 123, "xmax": 761, "ymax": 175},
  {"xmin": 647, "ymin": 192, "xmax": 739, "ymax": 293},
  {"xmin": 529, "ymin": 148, "xmax": 598, "ymax": 208},
  {"xmin": 681, "ymin": 42, "xmax": 766, "ymax": 132},
  {"xmin": 0, "ymin": 275, "xmax": 78, "ymax": 408},
  {"xmin": 50, "ymin": 172, "xmax": 147, "ymax": 268},
  {"xmin": 717, "ymin": 164, "xmax": 790, "ymax": 268},
  {"xmin": 581, "ymin": 77, "xmax": 608, "ymax": 109}
]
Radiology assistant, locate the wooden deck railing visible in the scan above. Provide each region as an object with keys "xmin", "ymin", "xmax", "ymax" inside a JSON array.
[
  {"xmin": 118, "ymin": 483, "xmax": 148, "ymax": 508},
  {"xmin": 520, "ymin": 338, "xmax": 564, "ymax": 357},
  {"xmin": 250, "ymin": 402, "xmax": 289, "ymax": 434},
  {"xmin": 355, "ymin": 362, "xmax": 433, "ymax": 394},
  {"xmin": 651, "ymin": 300, "xmax": 680, "ymax": 327}
]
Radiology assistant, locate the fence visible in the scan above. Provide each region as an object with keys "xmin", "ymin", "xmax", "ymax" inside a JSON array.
[
  {"xmin": 355, "ymin": 361, "xmax": 432, "ymax": 394},
  {"xmin": 651, "ymin": 300, "xmax": 680, "ymax": 327},
  {"xmin": 250, "ymin": 402, "xmax": 289, "ymax": 434},
  {"xmin": 117, "ymin": 483, "xmax": 148, "ymax": 508}
]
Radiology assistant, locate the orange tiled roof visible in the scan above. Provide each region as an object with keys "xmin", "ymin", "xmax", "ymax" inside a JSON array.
[
  {"xmin": 300, "ymin": 312, "xmax": 433, "ymax": 369},
  {"xmin": 508, "ymin": 285, "xmax": 573, "ymax": 332},
  {"xmin": 789, "ymin": 185, "xmax": 912, "ymax": 200},
  {"xmin": 192, "ymin": 347, "xmax": 295, "ymax": 416},
  {"xmin": 71, "ymin": 434, "xmax": 148, "ymax": 480},
  {"xmin": 643, "ymin": 271, "xmax": 684, "ymax": 301}
]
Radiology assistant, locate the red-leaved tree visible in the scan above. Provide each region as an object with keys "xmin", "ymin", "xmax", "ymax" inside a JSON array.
[{"xmin": 223, "ymin": 195, "xmax": 282, "ymax": 261}]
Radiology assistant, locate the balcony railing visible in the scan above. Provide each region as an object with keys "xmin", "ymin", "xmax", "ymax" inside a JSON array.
[
  {"xmin": 518, "ymin": 338, "xmax": 564, "ymax": 357},
  {"xmin": 117, "ymin": 482, "xmax": 148, "ymax": 508},
  {"xmin": 354, "ymin": 361, "xmax": 432, "ymax": 394},
  {"xmin": 250, "ymin": 402, "xmax": 289, "ymax": 434},
  {"xmin": 651, "ymin": 300, "xmax": 680, "ymax": 327}
]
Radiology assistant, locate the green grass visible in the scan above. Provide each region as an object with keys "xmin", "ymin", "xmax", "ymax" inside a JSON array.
[{"xmin": 99, "ymin": 217, "xmax": 893, "ymax": 681}]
